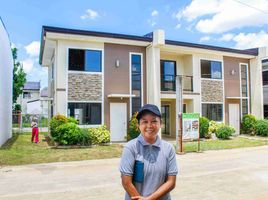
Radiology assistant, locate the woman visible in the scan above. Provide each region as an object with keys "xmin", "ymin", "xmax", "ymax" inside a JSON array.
[{"xmin": 119, "ymin": 104, "xmax": 178, "ymax": 200}]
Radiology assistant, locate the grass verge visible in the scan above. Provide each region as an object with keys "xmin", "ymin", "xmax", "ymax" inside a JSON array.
[
  {"xmin": 183, "ymin": 136, "xmax": 268, "ymax": 152},
  {"xmin": 0, "ymin": 133, "xmax": 123, "ymax": 166}
]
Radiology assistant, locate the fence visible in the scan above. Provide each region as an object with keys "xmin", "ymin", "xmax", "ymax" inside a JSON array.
[{"xmin": 12, "ymin": 112, "xmax": 49, "ymax": 133}]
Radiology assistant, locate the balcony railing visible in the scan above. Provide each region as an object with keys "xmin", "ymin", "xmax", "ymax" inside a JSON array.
[{"xmin": 161, "ymin": 75, "xmax": 193, "ymax": 92}]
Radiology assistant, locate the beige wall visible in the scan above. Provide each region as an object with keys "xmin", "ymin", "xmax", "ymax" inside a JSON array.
[
  {"xmin": 104, "ymin": 43, "xmax": 146, "ymax": 129},
  {"xmin": 55, "ymin": 40, "xmax": 104, "ymax": 115}
]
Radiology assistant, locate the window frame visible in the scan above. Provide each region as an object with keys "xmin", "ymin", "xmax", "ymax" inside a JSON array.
[
  {"xmin": 160, "ymin": 60, "xmax": 177, "ymax": 91},
  {"xmin": 202, "ymin": 103, "xmax": 223, "ymax": 122},
  {"xmin": 239, "ymin": 63, "xmax": 249, "ymax": 118},
  {"xmin": 68, "ymin": 48, "xmax": 103, "ymax": 73},
  {"xmin": 201, "ymin": 59, "xmax": 223, "ymax": 80},
  {"xmin": 67, "ymin": 102, "xmax": 102, "ymax": 125}
]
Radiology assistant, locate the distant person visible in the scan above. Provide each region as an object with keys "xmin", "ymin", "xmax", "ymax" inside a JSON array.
[
  {"xmin": 119, "ymin": 104, "xmax": 178, "ymax": 200},
  {"xmin": 31, "ymin": 117, "xmax": 39, "ymax": 143}
]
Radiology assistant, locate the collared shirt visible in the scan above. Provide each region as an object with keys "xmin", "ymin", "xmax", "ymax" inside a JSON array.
[{"xmin": 119, "ymin": 134, "xmax": 178, "ymax": 200}]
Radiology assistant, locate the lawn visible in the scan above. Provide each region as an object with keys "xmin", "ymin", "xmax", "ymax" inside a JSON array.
[
  {"xmin": 183, "ymin": 136, "xmax": 268, "ymax": 152},
  {"xmin": 1, "ymin": 133, "xmax": 268, "ymax": 166},
  {"xmin": 0, "ymin": 133, "xmax": 123, "ymax": 166}
]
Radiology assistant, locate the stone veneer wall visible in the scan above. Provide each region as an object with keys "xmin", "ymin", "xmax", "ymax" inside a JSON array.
[
  {"xmin": 68, "ymin": 73, "xmax": 102, "ymax": 101},
  {"xmin": 201, "ymin": 80, "xmax": 223, "ymax": 102}
]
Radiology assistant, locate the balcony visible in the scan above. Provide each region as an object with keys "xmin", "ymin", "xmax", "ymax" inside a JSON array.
[{"xmin": 161, "ymin": 75, "xmax": 193, "ymax": 92}]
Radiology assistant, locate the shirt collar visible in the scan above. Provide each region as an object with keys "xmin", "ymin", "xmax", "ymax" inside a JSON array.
[{"xmin": 137, "ymin": 134, "xmax": 161, "ymax": 148}]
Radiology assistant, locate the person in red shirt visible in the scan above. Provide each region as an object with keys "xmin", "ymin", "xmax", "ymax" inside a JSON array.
[{"xmin": 31, "ymin": 117, "xmax": 39, "ymax": 143}]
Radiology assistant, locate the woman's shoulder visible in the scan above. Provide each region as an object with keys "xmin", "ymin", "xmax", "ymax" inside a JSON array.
[{"xmin": 125, "ymin": 138, "xmax": 138, "ymax": 149}]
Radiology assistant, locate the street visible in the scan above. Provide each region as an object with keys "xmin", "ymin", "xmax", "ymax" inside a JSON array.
[{"xmin": 1, "ymin": 145, "xmax": 268, "ymax": 200}]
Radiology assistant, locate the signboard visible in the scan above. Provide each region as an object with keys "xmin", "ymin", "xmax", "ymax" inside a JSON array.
[{"xmin": 182, "ymin": 113, "xmax": 200, "ymax": 140}]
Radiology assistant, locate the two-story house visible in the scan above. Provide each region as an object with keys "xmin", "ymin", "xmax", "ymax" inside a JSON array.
[
  {"xmin": 39, "ymin": 26, "xmax": 267, "ymax": 142},
  {"xmin": 16, "ymin": 81, "xmax": 41, "ymax": 114}
]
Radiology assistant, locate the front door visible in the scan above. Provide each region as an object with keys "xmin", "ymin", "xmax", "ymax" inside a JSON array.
[
  {"xmin": 110, "ymin": 103, "xmax": 127, "ymax": 141},
  {"xmin": 161, "ymin": 105, "xmax": 170, "ymax": 135},
  {"xmin": 229, "ymin": 104, "xmax": 240, "ymax": 135}
]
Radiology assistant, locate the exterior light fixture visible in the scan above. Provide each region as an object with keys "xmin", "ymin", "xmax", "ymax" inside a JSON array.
[{"xmin": 115, "ymin": 59, "xmax": 120, "ymax": 68}]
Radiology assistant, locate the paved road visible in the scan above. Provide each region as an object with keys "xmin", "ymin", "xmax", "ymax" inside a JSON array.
[{"xmin": 1, "ymin": 146, "xmax": 268, "ymax": 200}]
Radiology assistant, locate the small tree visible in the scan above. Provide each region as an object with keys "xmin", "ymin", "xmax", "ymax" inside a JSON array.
[{"xmin": 12, "ymin": 47, "xmax": 26, "ymax": 104}]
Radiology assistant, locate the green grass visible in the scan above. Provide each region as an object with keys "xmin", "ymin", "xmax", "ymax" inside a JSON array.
[
  {"xmin": 0, "ymin": 133, "xmax": 123, "ymax": 166},
  {"xmin": 183, "ymin": 137, "xmax": 268, "ymax": 152},
  {"xmin": 1, "ymin": 133, "xmax": 268, "ymax": 166}
]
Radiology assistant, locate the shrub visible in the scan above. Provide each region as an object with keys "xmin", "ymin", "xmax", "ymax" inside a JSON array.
[
  {"xmin": 208, "ymin": 121, "xmax": 221, "ymax": 136},
  {"xmin": 255, "ymin": 119, "xmax": 268, "ymax": 136},
  {"xmin": 216, "ymin": 124, "xmax": 235, "ymax": 139},
  {"xmin": 49, "ymin": 114, "xmax": 68, "ymax": 138},
  {"xmin": 55, "ymin": 122, "xmax": 82, "ymax": 145},
  {"xmin": 88, "ymin": 125, "xmax": 110, "ymax": 145},
  {"xmin": 13, "ymin": 104, "xmax": 21, "ymax": 111},
  {"xmin": 241, "ymin": 114, "xmax": 256, "ymax": 135},
  {"xmin": 199, "ymin": 117, "xmax": 209, "ymax": 138},
  {"xmin": 128, "ymin": 112, "xmax": 140, "ymax": 140},
  {"xmin": 68, "ymin": 117, "xmax": 79, "ymax": 124}
]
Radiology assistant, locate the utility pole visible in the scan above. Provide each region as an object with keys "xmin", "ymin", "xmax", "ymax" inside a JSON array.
[{"xmin": 175, "ymin": 75, "xmax": 183, "ymax": 153}]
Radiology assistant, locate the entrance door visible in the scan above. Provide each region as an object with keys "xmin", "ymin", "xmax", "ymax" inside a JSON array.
[
  {"xmin": 110, "ymin": 103, "xmax": 127, "ymax": 141},
  {"xmin": 229, "ymin": 104, "xmax": 240, "ymax": 135},
  {"xmin": 161, "ymin": 105, "xmax": 170, "ymax": 135}
]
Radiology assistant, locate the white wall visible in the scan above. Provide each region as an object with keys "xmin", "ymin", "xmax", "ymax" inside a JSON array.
[{"xmin": 0, "ymin": 19, "xmax": 13, "ymax": 146}]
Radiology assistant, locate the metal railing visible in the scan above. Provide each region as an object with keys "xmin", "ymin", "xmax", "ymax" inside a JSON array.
[{"xmin": 12, "ymin": 113, "xmax": 49, "ymax": 133}]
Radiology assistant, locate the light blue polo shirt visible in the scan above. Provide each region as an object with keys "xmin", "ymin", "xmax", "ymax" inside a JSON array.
[{"xmin": 119, "ymin": 134, "xmax": 178, "ymax": 200}]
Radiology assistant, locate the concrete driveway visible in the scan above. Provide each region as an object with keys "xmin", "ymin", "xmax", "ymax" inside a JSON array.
[{"xmin": 1, "ymin": 145, "xmax": 268, "ymax": 200}]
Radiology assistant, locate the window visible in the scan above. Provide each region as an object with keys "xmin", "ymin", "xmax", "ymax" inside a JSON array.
[
  {"xmin": 131, "ymin": 54, "xmax": 142, "ymax": 114},
  {"xmin": 68, "ymin": 103, "xmax": 101, "ymax": 125},
  {"xmin": 202, "ymin": 104, "xmax": 223, "ymax": 121},
  {"xmin": 23, "ymin": 92, "xmax": 31, "ymax": 99},
  {"xmin": 201, "ymin": 60, "xmax": 222, "ymax": 79},
  {"xmin": 161, "ymin": 105, "xmax": 170, "ymax": 135},
  {"xmin": 263, "ymin": 71, "xmax": 268, "ymax": 86},
  {"xmin": 161, "ymin": 60, "xmax": 176, "ymax": 91},
  {"xmin": 241, "ymin": 99, "xmax": 248, "ymax": 117},
  {"xmin": 68, "ymin": 49, "xmax": 102, "ymax": 72},
  {"xmin": 240, "ymin": 64, "xmax": 249, "ymax": 117}
]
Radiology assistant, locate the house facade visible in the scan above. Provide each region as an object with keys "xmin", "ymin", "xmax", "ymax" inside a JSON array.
[
  {"xmin": 16, "ymin": 81, "xmax": 40, "ymax": 114},
  {"xmin": 40, "ymin": 26, "xmax": 267, "ymax": 141},
  {"xmin": 0, "ymin": 18, "xmax": 13, "ymax": 146}
]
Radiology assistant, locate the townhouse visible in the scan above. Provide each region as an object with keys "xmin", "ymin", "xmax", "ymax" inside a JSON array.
[{"xmin": 39, "ymin": 26, "xmax": 268, "ymax": 141}]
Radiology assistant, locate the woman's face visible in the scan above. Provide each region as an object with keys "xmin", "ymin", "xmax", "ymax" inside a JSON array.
[{"xmin": 138, "ymin": 113, "xmax": 161, "ymax": 144}]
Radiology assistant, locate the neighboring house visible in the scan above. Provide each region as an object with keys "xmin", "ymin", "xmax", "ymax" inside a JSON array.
[
  {"xmin": 17, "ymin": 81, "xmax": 40, "ymax": 114},
  {"xmin": 0, "ymin": 18, "xmax": 13, "ymax": 146},
  {"xmin": 26, "ymin": 87, "xmax": 49, "ymax": 115},
  {"xmin": 39, "ymin": 26, "xmax": 267, "ymax": 141}
]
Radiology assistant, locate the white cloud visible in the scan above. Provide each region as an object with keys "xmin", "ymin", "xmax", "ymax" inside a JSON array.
[
  {"xmin": 22, "ymin": 59, "xmax": 34, "ymax": 73},
  {"xmin": 200, "ymin": 36, "xmax": 210, "ymax": 42},
  {"xmin": 175, "ymin": 24, "xmax": 181, "ymax": 29},
  {"xmin": 25, "ymin": 41, "xmax": 40, "ymax": 57},
  {"xmin": 219, "ymin": 33, "xmax": 234, "ymax": 41},
  {"xmin": 147, "ymin": 19, "xmax": 156, "ymax": 27},
  {"xmin": 233, "ymin": 30, "xmax": 268, "ymax": 49},
  {"xmin": 80, "ymin": 9, "xmax": 99, "ymax": 20},
  {"xmin": 180, "ymin": 0, "xmax": 220, "ymax": 22},
  {"xmin": 178, "ymin": 0, "xmax": 268, "ymax": 33},
  {"xmin": 151, "ymin": 10, "xmax": 158, "ymax": 17}
]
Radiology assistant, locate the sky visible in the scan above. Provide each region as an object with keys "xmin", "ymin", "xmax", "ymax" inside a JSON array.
[{"xmin": 1, "ymin": 0, "xmax": 268, "ymax": 89}]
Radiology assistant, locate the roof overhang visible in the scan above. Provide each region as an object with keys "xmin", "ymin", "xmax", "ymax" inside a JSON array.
[{"xmin": 161, "ymin": 44, "xmax": 257, "ymax": 59}]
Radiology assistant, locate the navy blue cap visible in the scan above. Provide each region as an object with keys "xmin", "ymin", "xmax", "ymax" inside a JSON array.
[{"xmin": 136, "ymin": 104, "xmax": 161, "ymax": 120}]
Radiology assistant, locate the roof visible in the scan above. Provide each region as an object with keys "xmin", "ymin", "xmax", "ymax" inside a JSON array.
[
  {"xmin": 40, "ymin": 87, "xmax": 48, "ymax": 97},
  {"xmin": 40, "ymin": 26, "xmax": 259, "ymax": 65},
  {"xmin": 23, "ymin": 81, "xmax": 40, "ymax": 91},
  {"xmin": 165, "ymin": 40, "xmax": 258, "ymax": 56}
]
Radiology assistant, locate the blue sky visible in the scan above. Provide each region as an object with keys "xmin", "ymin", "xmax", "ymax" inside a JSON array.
[{"xmin": 1, "ymin": 0, "xmax": 268, "ymax": 89}]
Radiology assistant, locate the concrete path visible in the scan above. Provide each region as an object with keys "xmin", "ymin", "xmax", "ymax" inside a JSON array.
[{"xmin": 1, "ymin": 146, "xmax": 268, "ymax": 200}]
